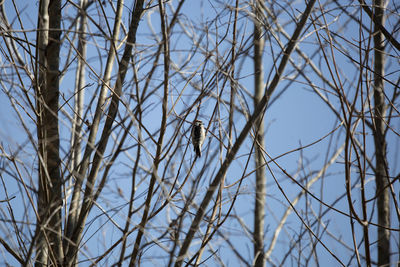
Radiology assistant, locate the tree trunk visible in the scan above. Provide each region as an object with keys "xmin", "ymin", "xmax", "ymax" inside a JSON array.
[
  {"xmin": 253, "ymin": 1, "xmax": 266, "ymax": 266},
  {"xmin": 34, "ymin": 0, "xmax": 49, "ymax": 265},
  {"xmin": 64, "ymin": 0, "xmax": 88, "ymax": 263},
  {"xmin": 35, "ymin": 0, "xmax": 63, "ymax": 265},
  {"xmin": 372, "ymin": 0, "xmax": 390, "ymax": 265}
]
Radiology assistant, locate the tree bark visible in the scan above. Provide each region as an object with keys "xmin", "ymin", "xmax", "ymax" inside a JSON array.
[
  {"xmin": 253, "ymin": 1, "xmax": 266, "ymax": 266},
  {"xmin": 64, "ymin": 0, "xmax": 88, "ymax": 263},
  {"xmin": 372, "ymin": 0, "xmax": 390, "ymax": 265},
  {"xmin": 45, "ymin": 0, "xmax": 63, "ymax": 263},
  {"xmin": 34, "ymin": 0, "xmax": 49, "ymax": 265},
  {"xmin": 35, "ymin": 0, "xmax": 63, "ymax": 265}
]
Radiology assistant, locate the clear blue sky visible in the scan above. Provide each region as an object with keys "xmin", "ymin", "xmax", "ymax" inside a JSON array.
[{"xmin": 1, "ymin": 0, "xmax": 399, "ymax": 266}]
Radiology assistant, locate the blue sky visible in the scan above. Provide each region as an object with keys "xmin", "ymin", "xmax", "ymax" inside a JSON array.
[{"xmin": 1, "ymin": 0, "xmax": 399, "ymax": 266}]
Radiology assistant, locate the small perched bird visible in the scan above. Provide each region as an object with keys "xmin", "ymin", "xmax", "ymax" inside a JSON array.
[{"xmin": 191, "ymin": 120, "xmax": 205, "ymax": 157}]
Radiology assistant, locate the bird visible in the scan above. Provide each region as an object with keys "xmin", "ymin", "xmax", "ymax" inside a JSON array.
[{"xmin": 191, "ymin": 120, "xmax": 205, "ymax": 157}]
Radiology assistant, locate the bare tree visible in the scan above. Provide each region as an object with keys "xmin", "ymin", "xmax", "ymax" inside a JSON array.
[{"xmin": 0, "ymin": 0, "xmax": 399, "ymax": 266}]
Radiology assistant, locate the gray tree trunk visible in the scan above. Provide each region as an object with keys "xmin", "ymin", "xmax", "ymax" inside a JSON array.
[
  {"xmin": 35, "ymin": 0, "xmax": 63, "ymax": 265},
  {"xmin": 253, "ymin": 1, "xmax": 266, "ymax": 266},
  {"xmin": 372, "ymin": 0, "xmax": 390, "ymax": 265},
  {"xmin": 34, "ymin": 0, "xmax": 49, "ymax": 265}
]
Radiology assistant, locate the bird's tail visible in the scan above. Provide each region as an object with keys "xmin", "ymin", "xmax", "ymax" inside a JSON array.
[{"xmin": 194, "ymin": 146, "xmax": 201, "ymax": 157}]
